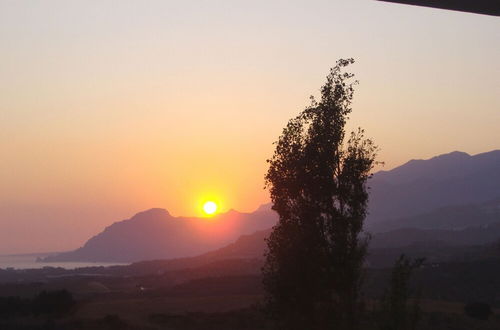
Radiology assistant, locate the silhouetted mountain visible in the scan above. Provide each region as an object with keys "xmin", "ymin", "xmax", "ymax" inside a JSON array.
[
  {"xmin": 119, "ymin": 229, "xmax": 272, "ymax": 276},
  {"xmin": 42, "ymin": 150, "xmax": 500, "ymax": 263},
  {"xmin": 254, "ymin": 150, "xmax": 500, "ymax": 228},
  {"xmin": 42, "ymin": 208, "xmax": 277, "ymax": 263},
  {"xmin": 368, "ymin": 199, "xmax": 500, "ymax": 232},
  {"xmin": 124, "ymin": 223, "xmax": 500, "ymax": 274},
  {"xmin": 368, "ymin": 150, "xmax": 500, "ymax": 222},
  {"xmin": 204, "ymin": 229, "xmax": 270, "ymax": 259},
  {"xmin": 370, "ymin": 222, "xmax": 500, "ymax": 249},
  {"xmin": 202, "ymin": 222, "xmax": 500, "ymax": 256},
  {"xmin": 179, "ymin": 223, "xmax": 500, "ymax": 269}
]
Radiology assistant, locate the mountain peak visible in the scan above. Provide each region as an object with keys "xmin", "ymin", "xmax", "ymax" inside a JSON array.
[
  {"xmin": 368, "ymin": 149, "xmax": 500, "ymax": 222},
  {"xmin": 429, "ymin": 150, "xmax": 470, "ymax": 161},
  {"xmin": 401, "ymin": 151, "xmax": 470, "ymax": 168},
  {"xmin": 373, "ymin": 150, "xmax": 500, "ymax": 186},
  {"xmin": 253, "ymin": 203, "xmax": 273, "ymax": 213},
  {"xmin": 42, "ymin": 203, "xmax": 278, "ymax": 262},
  {"xmin": 131, "ymin": 208, "xmax": 171, "ymax": 220}
]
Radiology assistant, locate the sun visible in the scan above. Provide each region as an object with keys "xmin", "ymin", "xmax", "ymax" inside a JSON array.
[{"xmin": 203, "ymin": 201, "xmax": 218, "ymax": 215}]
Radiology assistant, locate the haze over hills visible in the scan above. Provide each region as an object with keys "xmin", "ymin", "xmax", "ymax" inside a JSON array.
[
  {"xmin": 42, "ymin": 150, "xmax": 500, "ymax": 263},
  {"xmin": 93, "ymin": 222, "xmax": 500, "ymax": 278},
  {"xmin": 367, "ymin": 199, "xmax": 500, "ymax": 233},
  {"xmin": 367, "ymin": 150, "xmax": 500, "ymax": 222},
  {"xmin": 169, "ymin": 220, "xmax": 500, "ymax": 268},
  {"xmin": 42, "ymin": 208, "xmax": 277, "ymax": 263},
  {"xmin": 122, "ymin": 222, "xmax": 500, "ymax": 276}
]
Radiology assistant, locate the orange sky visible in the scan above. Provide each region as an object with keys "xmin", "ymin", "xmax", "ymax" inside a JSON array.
[{"xmin": 1, "ymin": 1, "xmax": 499, "ymax": 253}]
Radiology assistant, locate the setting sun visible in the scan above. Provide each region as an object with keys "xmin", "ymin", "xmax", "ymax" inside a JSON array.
[{"xmin": 203, "ymin": 201, "xmax": 218, "ymax": 215}]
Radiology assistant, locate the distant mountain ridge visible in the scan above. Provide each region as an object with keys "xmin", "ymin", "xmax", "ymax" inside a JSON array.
[
  {"xmin": 42, "ymin": 208, "xmax": 277, "ymax": 263},
  {"xmin": 368, "ymin": 150, "xmax": 500, "ymax": 222},
  {"xmin": 368, "ymin": 199, "xmax": 500, "ymax": 233},
  {"xmin": 123, "ymin": 221, "xmax": 500, "ymax": 276},
  {"xmin": 370, "ymin": 222, "xmax": 500, "ymax": 249},
  {"xmin": 198, "ymin": 218, "xmax": 500, "ymax": 260},
  {"xmin": 42, "ymin": 150, "xmax": 500, "ymax": 263}
]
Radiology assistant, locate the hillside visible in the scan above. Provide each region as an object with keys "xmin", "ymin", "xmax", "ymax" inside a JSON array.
[
  {"xmin": 42, "ymin": 209, "xmax": 277, "ymax": 263},
  {"xmin": 370, "ymin": 222, "xmax": 500, "ymax": 248},
  {"xmin": 124, "ymin": 222, "xmax": 500, "ymax": 274},
  {"xmin": 368, "ymin": 150, "xmax": 500, "ymax": 222},
  {"xmin": 368, "ymin": 199, "xmax": 500, "ymax": 232},
  {"xmin": 42, "ymin": 150, "xmax": 500, "ymax": 263}
]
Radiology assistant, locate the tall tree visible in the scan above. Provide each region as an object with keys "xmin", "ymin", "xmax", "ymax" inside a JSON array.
[
  {"xmin": 377, "ymin": 255, "xmax": 424, "ymax": 330},
  {"xmin": 263, "ymin": 59, "xmax": 378, "ymax": 330}
]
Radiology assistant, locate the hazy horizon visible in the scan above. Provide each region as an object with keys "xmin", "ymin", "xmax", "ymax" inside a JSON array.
[
  {"xmin": 2, "ymin": 149, "xmax": 498, "ymax": 256},
  {"xmin": 1, "ymin": 1, "xmax": 499, "ymax": 254}
]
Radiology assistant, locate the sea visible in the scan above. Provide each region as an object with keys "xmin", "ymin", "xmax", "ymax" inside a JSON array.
[{"xmin": 0, "ymin": 253, "xmax": 128, "ymax": 270}]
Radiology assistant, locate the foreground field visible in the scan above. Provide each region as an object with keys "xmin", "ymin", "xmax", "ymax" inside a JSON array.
[
  {"xmin": 3, "ymin": 257, "xmax": 500, "ymax": 329},
  {"xmin": 3, "ymin": 298, "xmax": 500, "ymax": 330}
]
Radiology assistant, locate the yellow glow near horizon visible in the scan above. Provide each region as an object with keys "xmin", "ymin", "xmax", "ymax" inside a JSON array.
[
  {"xmin": 1, "ymin": 1, "xmax": 499, "ymax": 255},
  {"xmin": 203, "ymin": 201, "xmax": 218, "ymax": 215}
]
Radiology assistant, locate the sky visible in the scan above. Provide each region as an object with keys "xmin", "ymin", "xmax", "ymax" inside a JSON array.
[{"xmin": 1, "ymin": 0, "xmax": 499, "ymax": 254}]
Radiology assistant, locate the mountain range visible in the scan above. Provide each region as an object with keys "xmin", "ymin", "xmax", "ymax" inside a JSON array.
[
  {"xmin": 367, "ymin": 199, "xmax": 500, "ymax": 233},
  {"xmin": 42, "ymin": 207, "xmax": 276, "ymax": 262},
  {"xmin": 368, "ymin": 150, "xmax": 500, "ymax": 222},
  {"xmin": 42, "ymin": 150, "xmax": 500, "ymax": 263}
]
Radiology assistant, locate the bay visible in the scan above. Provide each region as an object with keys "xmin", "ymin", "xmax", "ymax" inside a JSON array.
[{"xmin": 0, "ymin": 254, "xmax": 127, "ymax": 270}]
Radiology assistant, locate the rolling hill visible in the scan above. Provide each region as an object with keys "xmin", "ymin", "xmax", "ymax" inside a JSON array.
[
  {"xmin": 42, "ymin": 208, "xmax": 277, "ymax": 263},
  {"xmin": 368, "ymin": 199, "xmax": 500, "ymax": 232},
  {"xmin": 42, "ymin": 150, "xmax": 500, "ymax": 263},
  {"xmin": 368, "ymin": 150, "xmax": 500, "ymax": 222}
]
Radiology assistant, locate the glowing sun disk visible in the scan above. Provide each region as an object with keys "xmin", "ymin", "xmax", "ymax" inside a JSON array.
[{"xmin": 203, "ymin": 201, "xmax": 218, "ymax": 215}]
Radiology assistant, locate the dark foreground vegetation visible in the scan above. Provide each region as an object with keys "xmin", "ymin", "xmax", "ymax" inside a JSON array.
[
  {"xmin": 1, "ymin": 270, "xmax": 500, "ymax": 330},
  {"xmin": 2, "ymin": 218, "xmax": 500, "ymax": 329},
  {"xmin": 2, "ymin": 244, "xmax": 500, "ymax": 329}
]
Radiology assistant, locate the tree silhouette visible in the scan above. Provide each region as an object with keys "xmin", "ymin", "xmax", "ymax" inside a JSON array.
[
  {"xmin": 32, "ymin": 289, "xmax": 76, "ymax": 317},
  {"xmin": 263, "ymin": 58, "xmax": 378, "ymax": 330},
  {"xmin": 377, "ymin": 255, "xmax": 424, "ymax": 330},
  {"xmin": 464, "ymin": 302, "xmax": 493, "ymax": 320}
]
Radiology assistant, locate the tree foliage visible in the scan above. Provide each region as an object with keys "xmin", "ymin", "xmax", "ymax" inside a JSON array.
[
  {"xmin": 464, "ymin": 302, "xmax": 493, "ymax": 320},
  {"xmin": 32, "ymin": 289, "xmax": 76, "ymax": 317},
  {"xmin": 263, "ymin": 58, "xmax": 378, "ymax": 330},
  {"xmin": 0, "ymin": 289, "xmax": 76, "ymax": 319},
  {"xmin": 377, "ymin": 255, "xmax": 424, "ymax": 330}
]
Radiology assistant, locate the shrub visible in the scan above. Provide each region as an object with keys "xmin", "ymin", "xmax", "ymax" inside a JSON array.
[{"xmin": 464, "ymin": 302, "xmax": 493, "ymax": 320}]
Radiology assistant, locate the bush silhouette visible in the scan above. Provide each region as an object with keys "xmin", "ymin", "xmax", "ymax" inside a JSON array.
[
  {"xmin": 32, "ymin": 289, "xmax": 76, "ymax": 317},
  {"xmin": 464, "ymin": 302, "xmax": 492, "ymax": 320},
  {"xmin": 0, "ymin": 296, "xmax": 31, "ymax": 319}
]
